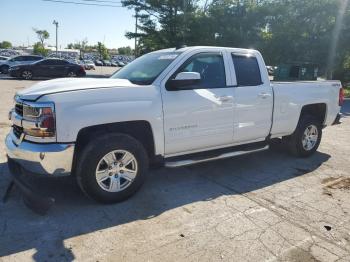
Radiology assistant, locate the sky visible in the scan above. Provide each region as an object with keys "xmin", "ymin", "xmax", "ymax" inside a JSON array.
[{"xmin": 0, "ymin": 0, "xmax": 135, "ymax": 49}]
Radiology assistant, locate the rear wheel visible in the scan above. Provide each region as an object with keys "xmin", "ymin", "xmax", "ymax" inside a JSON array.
[
  {"xmin": 67, "ymin": 71, "xmax": 77, "ymax": 77},
  {"xmin": 21, "ymin": 70, "xmax": 33, "ymax": 80},
  {"xmin": 76, "ymin": 133, "xmax": 149, "ymax": 203},
  {"xmin": 285, "ymin": 115, "xmax": 322, "ymax": 157}
]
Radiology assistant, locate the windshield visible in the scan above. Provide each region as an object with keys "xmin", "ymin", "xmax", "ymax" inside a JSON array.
[{"xmin": 111, "ymin": 51, "xmax": 181, "ymax": 85}]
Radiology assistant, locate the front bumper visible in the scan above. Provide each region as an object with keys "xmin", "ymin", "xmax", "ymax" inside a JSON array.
[{"xmin": 5, "ymin": 134, "xmax": 74, "ymax": 176}]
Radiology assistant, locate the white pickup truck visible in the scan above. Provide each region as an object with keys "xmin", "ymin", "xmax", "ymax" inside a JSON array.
[{"xmin": 6, "ymin": 46, "xmax": 344, "ymax": 203}]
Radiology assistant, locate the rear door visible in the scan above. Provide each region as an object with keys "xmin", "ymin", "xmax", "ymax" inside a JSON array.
[
  {"xmin": 229, "ymin": 53, "xmax": 273, "ymax": 142},
  {"xmin": 161, "ymin": 51, "xmax": 235, "ymax": 155},
  {"xmin": 33, "ymin": 60, "xmax": 53, "ymax": 77},
  {"xmin": 52, "ymin": 60, "xmax": 70, "ymax": 76}
]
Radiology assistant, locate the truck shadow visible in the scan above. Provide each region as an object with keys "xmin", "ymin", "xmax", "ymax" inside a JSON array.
[{"xmin": 0, "ymin": 149, "xmax": 330, "ymax": 261}]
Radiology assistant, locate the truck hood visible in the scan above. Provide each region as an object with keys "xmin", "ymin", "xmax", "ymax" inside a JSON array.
[{"xmin": 17, "ymin": 78, "xmax": 136, "ymax": 101}]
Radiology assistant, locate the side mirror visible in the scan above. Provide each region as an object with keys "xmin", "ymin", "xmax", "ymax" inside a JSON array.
[{"xmin": 166, "ymin": 72, "xmax": 201, "ymax": 90}]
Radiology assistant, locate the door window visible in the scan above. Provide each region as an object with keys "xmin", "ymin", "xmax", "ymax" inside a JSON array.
[
  {"xmin": 174, "ymin": 53, "xmax": 226, "ymax": 89},
  {"xmin": 232, "ymin": 54, "xmax": 262, "ymax": 86},
  {"xmin": 54, "ymin": 60, "xmax": 69, "ymax": 65},
  {"xmin": 12, "ymin": 56, "xmax": 24, "ymax": 62}
]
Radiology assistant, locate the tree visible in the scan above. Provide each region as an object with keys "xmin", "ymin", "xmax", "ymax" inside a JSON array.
[
  {"xmin": 0, "ymin": 41, "xmax": 12, "ymax": 49},
  {"xmin": 33, "ymin": 29, "xmax": 50, "ymax": 47},
  {"xmin": 122, "ymin": 0, "xmax": 199, "ymax": 54},
  {"xmin": 121, "ymin": 0, "xmax": 350, "ymax": 82},
  {"xmin": 118, "ymin": 46, "xmax": 133, "ymax": 55},
  {"xmin": 67, "ymin": 38, "xmax": 89, "ymax": 59},
  {"xmin": 33, "ymin": 42, "xmax": 48, "ymax": 56},
  {"xmin": 96, "ymin": 42, "xmax": 109, "ymax": 60}
]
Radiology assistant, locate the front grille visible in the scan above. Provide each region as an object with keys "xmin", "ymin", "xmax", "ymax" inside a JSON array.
[
  {"xmin": 15, "ymin": 102, "xmax": 23, "ymax": 116},
  {"xmin": 13, "ymin": 125, "xmax": 23, "ymax": 139}
]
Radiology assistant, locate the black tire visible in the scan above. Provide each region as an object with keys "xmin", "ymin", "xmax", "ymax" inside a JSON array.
[
  {"xmin": 285, "ymin": 115, "xmax": 322, "ymax": 157},
  {"xmin": 67, "ymin": 71, "xmax": 77, "ymax": 77},
  {"xmin": 0, "ymin": 65, "xmax": 9, "ymax": 74},
  {"xmin": 76, "ymin": 133, "xmax": 149, "ymax": 203},
  {"xmin": 21, "ymin": 70, "xmax": 33, "ymax": 80}
]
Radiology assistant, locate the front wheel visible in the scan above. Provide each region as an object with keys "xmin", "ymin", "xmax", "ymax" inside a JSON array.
[
  {"xmin": 0, "ymin": 65, "xmax": 9, "ymax": 74},
  {"xmin": 285, "ymin": 115, "xmax": 322, "ymax": 157},
  {"xmin": 76, "ymin": 133, "xmax": 149, "ymax": 203}
]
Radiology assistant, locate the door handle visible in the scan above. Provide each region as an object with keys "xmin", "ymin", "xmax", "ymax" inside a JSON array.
[
  {"xmin": 216, "ymin": 95, "xmax": 233, "ymax": 102},
  {"xmin": 258, "ymin": 92, "xmax": 271, "ymax": 99}
]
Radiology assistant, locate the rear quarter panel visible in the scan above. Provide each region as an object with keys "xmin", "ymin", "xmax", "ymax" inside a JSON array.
[{"xmin": 271, "ymin": 81, "xmax": 341, "ymax": 137}]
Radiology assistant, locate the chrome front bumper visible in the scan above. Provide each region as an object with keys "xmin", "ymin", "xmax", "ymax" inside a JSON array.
[{"xmin": 5, "ymin": 134, "xmax": 75, "ymax": 176}]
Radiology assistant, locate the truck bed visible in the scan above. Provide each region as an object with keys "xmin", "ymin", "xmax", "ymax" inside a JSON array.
[{"xmin": 270, "ymin": 80, "xmax": 341, "ymax": 138}]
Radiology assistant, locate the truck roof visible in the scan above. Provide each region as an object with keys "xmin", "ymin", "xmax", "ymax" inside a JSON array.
[{"xmin": 152, "ymin": 46, "xmax": 258, "ymax": 54}]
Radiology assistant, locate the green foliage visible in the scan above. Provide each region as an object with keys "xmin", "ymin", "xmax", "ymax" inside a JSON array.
[
  {"xmin": 122, "ymin": 0, "xmax": 350, "ymax": 83},
  {"xmin": 123, "ymin": 0, "xmax": 198, "ymax": 54},
  {"xmin": 33, "ymin": 29, "xmax": 50, "ymax": 46},
  {"xmin": 118, "ymin": 46, "xmax": 133, "ymax": 55},
  {"xmin": 33, "ymin": 42, "xmax": 48, "ymax": 56},
  {"xmin": 344, "ymin": 87, "xmax": 350, "ymax": 98},
  {"xmin": 0, "ymin": 41, "xmax": 12, "ymax": 49},
  {"xmin": 96, "ymin": 42, "xmax": 110, "ymax": 60},
  {"xmin": 67, "ymin": 39, "xmax": 89, "ymax": 59}
]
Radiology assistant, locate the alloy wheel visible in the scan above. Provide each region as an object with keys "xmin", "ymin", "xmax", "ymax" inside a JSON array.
[
  {"xmin": 95, "ymin": 150, "xmax": 138, "ymax": 192},
  {"xmin": 22, "ymin": 71, "xmax": 32, "ymax": 80},
  {"xmin": 302, "ymin": 124, "xmax": 318, "ymax": 151}
]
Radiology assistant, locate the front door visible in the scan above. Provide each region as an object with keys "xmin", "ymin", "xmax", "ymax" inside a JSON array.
[{"xmin": 161, "ymin": 52, "xmax": 235, "ymax": 156}]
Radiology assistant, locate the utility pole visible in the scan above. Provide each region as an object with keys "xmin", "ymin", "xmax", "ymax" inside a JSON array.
[
  {"xmin": 52, "ymin": 20, "xmax": 59, "ymax": 57},
  {"xmin": 134, "ymin": 9, "xmax": 138, "ymax": 57},
  {"xmin": 183, "ymin": 0, "xmax": 187, "ymax": 46}
]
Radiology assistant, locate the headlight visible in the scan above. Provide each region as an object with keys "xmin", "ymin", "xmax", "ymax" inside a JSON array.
[{"xmin": 22, "ymin": 102, "xmax": 56, "ymax": 138}]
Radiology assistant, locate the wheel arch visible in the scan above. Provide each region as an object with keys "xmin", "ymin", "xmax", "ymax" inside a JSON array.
[
  {"xmin": 72, "ymin": 120, "xmax": 156, "ymax": 174},
  {"xmin": 299, "ymin": 103, "xmax": 327, "ymax": 126}
]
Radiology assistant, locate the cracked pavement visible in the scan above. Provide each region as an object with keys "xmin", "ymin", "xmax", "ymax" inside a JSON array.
[{"xmin": 0, "ymin": 79, "xmax": 349, "ymax": 261}]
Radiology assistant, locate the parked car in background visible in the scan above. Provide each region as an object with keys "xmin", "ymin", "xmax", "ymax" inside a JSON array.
[
  {"xmin": 0, "ymin": 55, "xmax": 9, "ymax": 62},
  {"xmin": 0, "ymin": 55, "xmax": 43, "ymax": 74},
  {"xmin": 83, "ymin": 60, "xmax": 96, "ymax": 70},
  {"xmin": 103, "ymin": 60, "xmax": 111, "ymax": 66},
  {"xmin": 111, "ymin": 61, "xmax": 118, "ymax": 67},
  {"xmin": 8, "ymin": 58, "xmax": 86, "ymax": 79},
  {"xmin": 67, "ymin": 59, "xmax": 80, "ymax": 65},
  {"xmin": 117, "ymin": 61, "xmax": 125, "ymax": 67},
  {"xmin": 94, "ymin": 60, "xmax": 103, "ymax": 66}
]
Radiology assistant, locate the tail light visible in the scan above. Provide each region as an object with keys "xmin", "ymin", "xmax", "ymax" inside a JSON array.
[{"xmin": 339, "ymin": 88, "xmax": 344, "ymax": 106}]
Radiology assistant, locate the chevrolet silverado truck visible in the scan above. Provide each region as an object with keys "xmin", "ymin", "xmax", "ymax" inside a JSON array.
[{"xmin": 5, "ymin": 46, "xmax": 344, "ymax": 203}]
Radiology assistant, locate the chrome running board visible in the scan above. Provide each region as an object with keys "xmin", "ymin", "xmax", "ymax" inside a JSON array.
[{"xmin": 165, "ymin": 145, "xmax": 269, "ymax": 168}]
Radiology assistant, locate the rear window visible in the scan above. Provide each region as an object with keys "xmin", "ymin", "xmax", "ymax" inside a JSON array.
[
  {"xmin": 232, "ymin": 54, "xmax": 262, "ymax": 86},
  {"xmin": 54, "ymin": 60, "xmax": 69, "ymax": 65}
]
